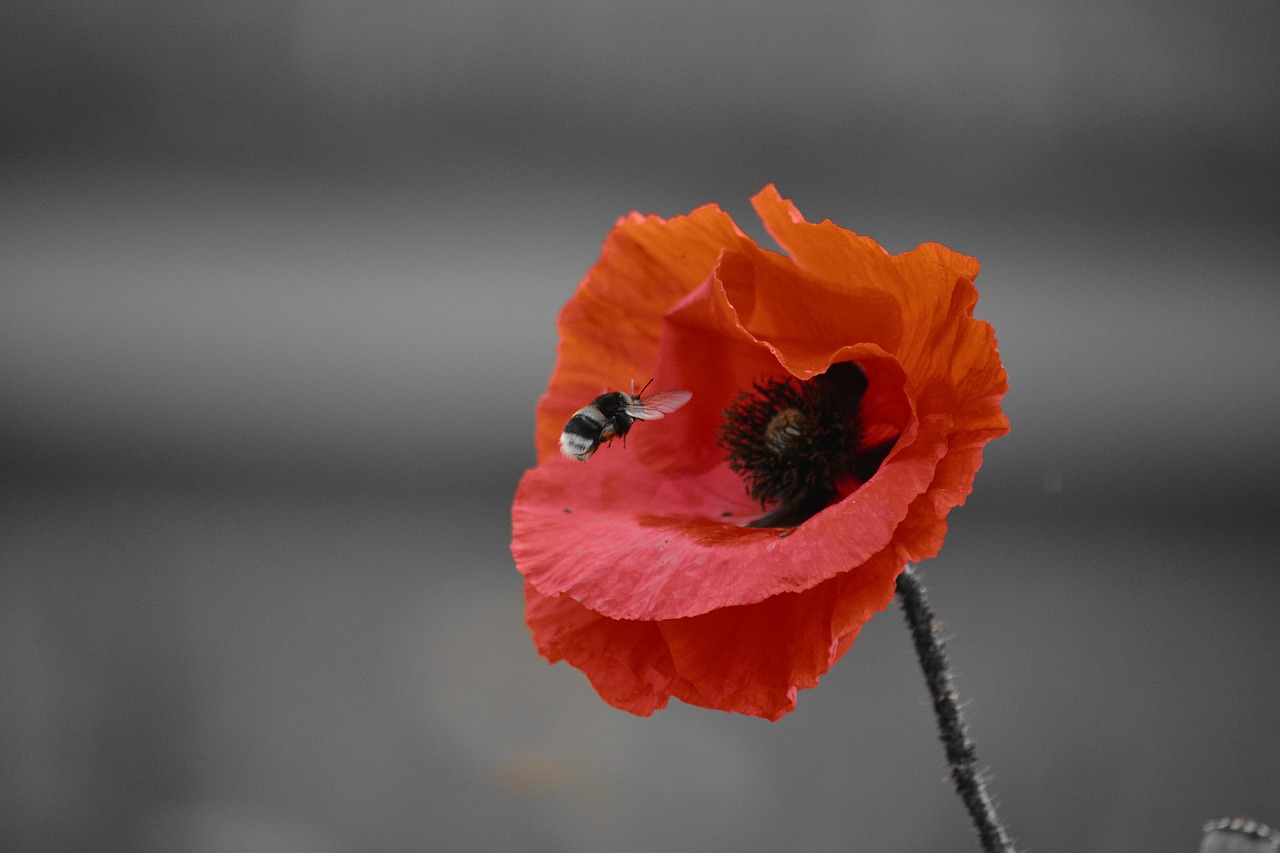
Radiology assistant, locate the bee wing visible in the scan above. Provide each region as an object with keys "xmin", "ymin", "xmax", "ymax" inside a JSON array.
[{"xmin": 625, "ymin": 389, "xmax": 692, "ymax": 420}]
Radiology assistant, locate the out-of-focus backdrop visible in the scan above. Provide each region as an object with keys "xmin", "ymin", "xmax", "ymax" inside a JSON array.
[{"xmin": 2, "ymin": 2, "xmax": 1278, "ymax": 851}]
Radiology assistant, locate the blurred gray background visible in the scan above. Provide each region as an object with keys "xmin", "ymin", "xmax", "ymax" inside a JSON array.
[{"xmin": 2, "ymin": 2, "xmax": 1278, "ymax": 851}]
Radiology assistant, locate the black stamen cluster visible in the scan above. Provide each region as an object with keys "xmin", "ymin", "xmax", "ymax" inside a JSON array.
[{"xmin": 717, "ymin": 361, "xmax": 869, "ymax": 528}]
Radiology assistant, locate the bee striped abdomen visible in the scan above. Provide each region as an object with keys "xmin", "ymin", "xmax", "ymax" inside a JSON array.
[{"xmin": 560, "ymin": 405, "xmax": 609, "ymax": 461}]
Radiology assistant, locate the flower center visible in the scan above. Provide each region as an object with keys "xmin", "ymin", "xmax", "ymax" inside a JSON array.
[{"xmin": 717, "ymin": 361, "xmax": 892, "ymax": 528}]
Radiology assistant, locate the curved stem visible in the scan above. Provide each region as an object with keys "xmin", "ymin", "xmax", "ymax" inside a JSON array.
[{"xmin": 896, "ymin": 565, "xmax": 1016, "ymax": 853}]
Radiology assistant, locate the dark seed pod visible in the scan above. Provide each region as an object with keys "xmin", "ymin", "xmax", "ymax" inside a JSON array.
[{"xmin": 764, "ymin": 407, "xmax": 806, "ymax": 455}]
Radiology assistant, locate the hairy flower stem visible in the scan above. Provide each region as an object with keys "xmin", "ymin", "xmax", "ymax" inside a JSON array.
[{"xmin": 896, "ymin": 565, "xmax": 1016, "ymax": 853}]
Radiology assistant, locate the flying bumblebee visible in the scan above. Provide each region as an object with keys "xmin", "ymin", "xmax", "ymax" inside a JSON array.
[{"xmin": 559, "ymin": 380, "xmax": 692, "ymax": 462}]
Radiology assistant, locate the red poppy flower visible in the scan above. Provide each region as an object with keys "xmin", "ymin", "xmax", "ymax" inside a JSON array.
[{"xmin": 511, "ymin": 185, "xmax": 1008, "ymax": 721}]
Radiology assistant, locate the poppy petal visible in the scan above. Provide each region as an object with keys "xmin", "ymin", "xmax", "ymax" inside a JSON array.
[
  {"xmin": 524, "ymin": 581, "xmax": 679, "ymax": 716},
  {"xmin": 526, "ymin": 553, "xmax": 904, "ymax": 721},
  {"xmin": 751, "ymin": 185, "xmax": 999, "ymax": 405},
  {"xmin": 535, "ymin": 204, "xmax": 758, "ymax": 462},
  {"xmin": 711, "ymin": 245, "xmax": 908, "ymax": 378},
  {"xmin": 660, "ymin": 552, "xmax": 903, "ymax": 720},
  {"xmin": 512, "ymin": 411, "xmax": 950, "ymax": 621}
]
